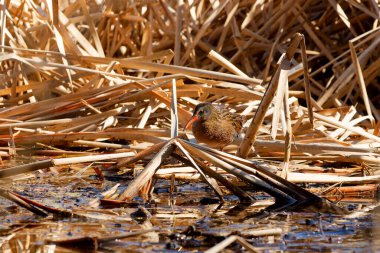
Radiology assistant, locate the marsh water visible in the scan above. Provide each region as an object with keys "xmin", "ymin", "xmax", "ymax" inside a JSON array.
[{"xmin": 0, "ymin": 167, "xmax": 378, "ymax": 252}]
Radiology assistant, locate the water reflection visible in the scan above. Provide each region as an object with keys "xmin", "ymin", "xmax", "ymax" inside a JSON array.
[{"xmin": 0, "ymin": 172, "xmax": 377, "ymax": 252}]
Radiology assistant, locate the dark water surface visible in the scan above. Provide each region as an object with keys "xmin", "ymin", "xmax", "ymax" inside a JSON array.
[{"xmin": 0, "ymin": 169, "xmax": 378, "ymax": 252}]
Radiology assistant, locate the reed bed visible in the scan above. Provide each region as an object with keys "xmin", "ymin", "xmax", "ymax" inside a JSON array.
[{"xmin": 0, "ymin": 0, "xmax": 379, "ymax": 248}]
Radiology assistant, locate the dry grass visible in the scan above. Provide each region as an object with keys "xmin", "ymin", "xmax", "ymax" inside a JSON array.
[{"xmin": 0, "ymin": 0, "xmax": 379, "ymax": 205}]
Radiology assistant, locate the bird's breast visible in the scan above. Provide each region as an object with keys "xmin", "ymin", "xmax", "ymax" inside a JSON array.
[{"xmin": 192, "ymin": 119, "xmax": 237, "ymax": 148}]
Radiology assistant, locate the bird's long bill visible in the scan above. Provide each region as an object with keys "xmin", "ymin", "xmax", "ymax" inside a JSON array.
[{"xmin": 184, "ymin": 116, "xmax": 199, "ymax": 130}]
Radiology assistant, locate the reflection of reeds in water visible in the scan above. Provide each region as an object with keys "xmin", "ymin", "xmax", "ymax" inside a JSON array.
[{"xmin": 373, "ymin": 205, "xmax": 380, "ymax": 251}]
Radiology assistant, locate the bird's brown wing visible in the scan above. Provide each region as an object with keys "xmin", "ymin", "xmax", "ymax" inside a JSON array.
[{"xmin": 221, "ymin": 110, "xmax": 245, "ymax": 133}]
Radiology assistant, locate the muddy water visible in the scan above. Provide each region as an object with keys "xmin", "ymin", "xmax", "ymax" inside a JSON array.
[{"xmin": 0, "ymin": 169, "xmax": 378, "ymax": 252}]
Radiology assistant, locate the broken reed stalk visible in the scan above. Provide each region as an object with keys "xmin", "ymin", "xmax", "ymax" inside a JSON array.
[
  {"xmin": 53, "ymin": 152, "xmax": 135, "ymax": 165},
  {"xmin": 171, "ymin": 153, "xmax": 254, "ymax": 202},
  {"xmin": 300, "ymin": 35, "xmax": 314, "ymax": 127},
  {"xmin": 108, "ymin": 141, "xmax": 167, "ymax": 170},
  {"xmin": 349, "ymin": 40, "xmax": 374, "ymax": 127},
  {"xmin": 174, "ymin": 140, "xmax": 224, "ymax": 201},
  {"xmin": 254, "ymin": 139, "xmax": 377, "ymax": 154},
  {"xmin": 0, "ymin": 130, "xmax": 167, "ymax": 146},
  {"xmin": 317, "ymin": 35, "xmax": 380, "ymax": 106},
  {"xmin": 179, "ymin": 0, "xmax": 229, "ymax": 65},
  {"xmin": 0, "ymin": 152, "xmax": 135, "ymax": 178},
  {"xmin": 312, "ymin": 111, "xmax": 380, "ymax": 143},
  {"xmin": 207, "ymin": 50, "xmax": 249, "ymax": 78},
  {"xmin": 317, "ymin": 184, "xmax": 378, "ymax": 196},
  {"xmin": 116, "ymin": 140, "xmax": 176, "ymax": 201},
  {"xmin": 287, "ymin": 172, "xmax": 380, "ymax": 184},
  {"xmin": 238, "ymin": 33, "xmax": 304, "ymax": 158},
  {"xmin": 281, "ymin": 81, "xmax": 292, "ymax": 179},
  {"xmin": 0, "ymin": 160, "xmax": 54, "ymax": 178},
  {"xmin": 107, "ymin": 58, "xmax": 262, "ymax": 86},
  {"xmin": 238, "ymin": 56, "xmax": 287, "ymax": 157},
  {"xmin": 109, "ymin": 137, "xmax": 255, "ymax": 203},
  {"xmin": 270, "ymin": 57, "xmax": 290, "ymax": 139},
  {"xmin": 178, "ymin": 139, "xmax": 295, "ymax": 203},
  {"xmin": 0, "ymin": 188, "xmax": 48, "ymax": 216},
  {"xmin": 187, "ymin": 141, "xmax": 320, "ymax": 200},
  {"xmin": 205, "ymin": 235, "xmax": 259, "ymax": 253},
  {"xmin": 10, "ymin": 191, "xmax": 75, "ymax": 216},
  {"xmin": 132, "ymin": 82, "xmax": 192, "ymax": 127},
  {"xmin": 174, "ymin": 0, "xmax": 183, "ymax": 65},
  {"xmin": 45, "ymin": 229, "xmax": 157, "ymax": 251},
  {"xmin": 170, "ymin": 79, "xmax": 179, "ymax": 137},
  {"xmin": 266, "ymin": 155, "xmax": 380, "ymax": 165}
]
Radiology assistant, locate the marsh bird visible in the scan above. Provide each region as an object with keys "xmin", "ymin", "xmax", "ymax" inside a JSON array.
[{"xmin": 184, "ymin": 103, "xmax": 244, "ymax": 149}]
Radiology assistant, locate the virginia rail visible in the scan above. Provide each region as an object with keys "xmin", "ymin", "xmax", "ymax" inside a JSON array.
[{"xmin": 184, "ymin": 103, "xmax": 244, "ymax": 149}]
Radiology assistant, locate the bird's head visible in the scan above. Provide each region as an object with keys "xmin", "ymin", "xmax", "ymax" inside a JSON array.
[{"xmin": 184, "ymin": 103, "xmax": 214, "ymax": 130}]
